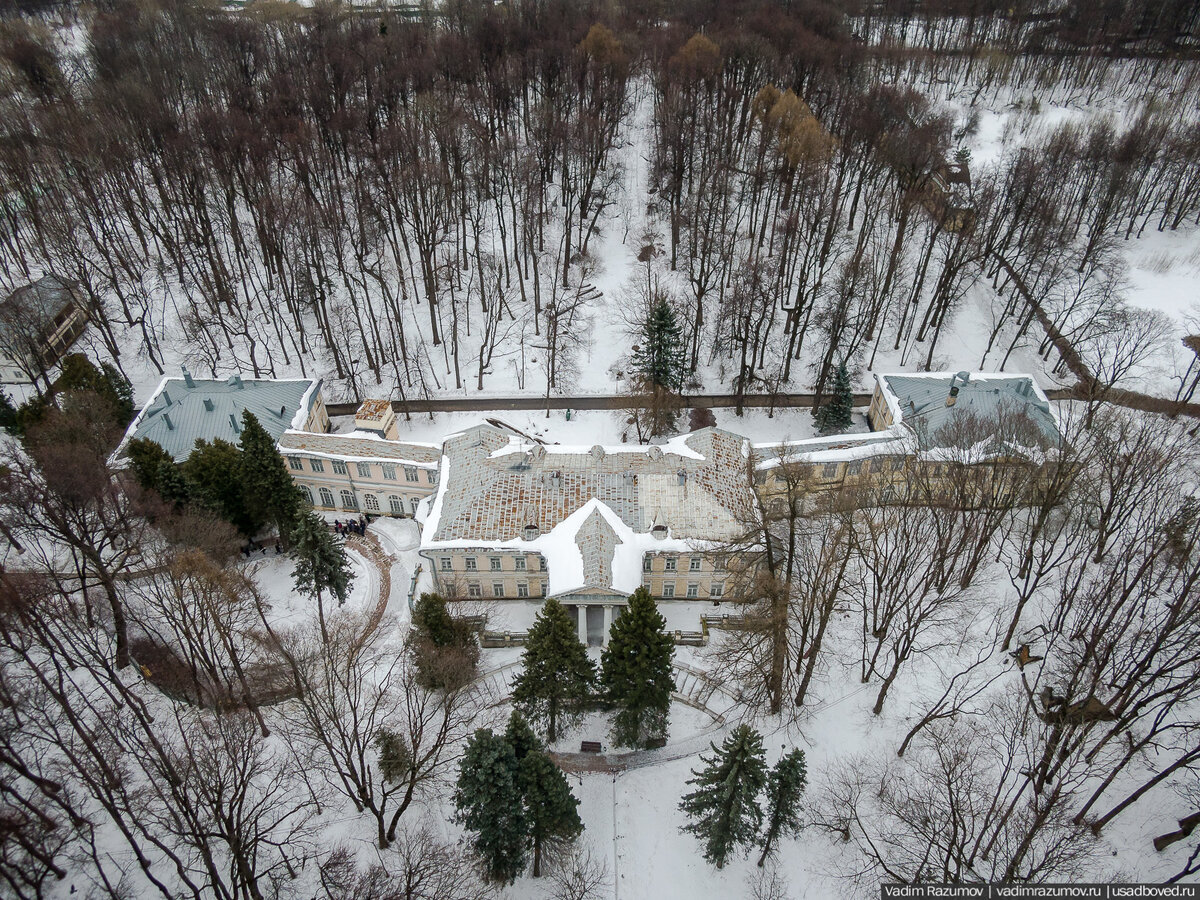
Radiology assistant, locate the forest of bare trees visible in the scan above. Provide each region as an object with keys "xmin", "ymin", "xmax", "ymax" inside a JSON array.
[
  {"xmin": 0, "ymin": 0, "xmax": 1197, "ymax": 408},
  {"xmin": 710, "ymin": 403, "xmax": 1200, "ymax": 886},
  {"xmin": 2, "ymin": 0, "xmax": 1200, "ymax": 895}
]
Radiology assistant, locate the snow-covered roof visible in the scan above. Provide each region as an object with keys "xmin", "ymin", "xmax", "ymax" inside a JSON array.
[
  {"xmin": 753, "ymin": 428, "xmax": 913, "ymax": 470},
  {"xmin": 878, "ymin": 371, "xmax": 1060, "ymax": 452},
  {"xmin": 421, "ymin": 423, "xmax": 756, "ymax": 596},
  {"xmin": 116, "ymin": 370, "xmax": 322, "ymax": 463},
  {"xmin": 278, "ymin": 429, "xmax": 440, "ymax": 467}
]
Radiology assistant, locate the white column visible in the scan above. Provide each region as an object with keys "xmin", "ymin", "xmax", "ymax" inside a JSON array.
[
  {"xmin": 577, "ymin": 605, "xmax": 588, "ymax": 645},
  {"xmin": 602, "ymin": 605, "xmax": 613, "ymax": 646}
]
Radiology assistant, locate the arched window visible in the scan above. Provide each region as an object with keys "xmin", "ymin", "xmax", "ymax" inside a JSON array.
[
  {"xmin": 340, "ymin": 490, "xmax": 358, "ymax": 510},
  {"xmin": 300, "ymin": 485, "xmax": 314, "ymax": 506},
  {"xmin": 318, "ymin": 487, "xmax": 334, "ymax": 508},
  {"xmin": 389, "ymin": 495, "xmax": 403, "ymax": 514},
  {"xmin": 364, "ymin": 494, "xmax": 380, "ymax": 512}
]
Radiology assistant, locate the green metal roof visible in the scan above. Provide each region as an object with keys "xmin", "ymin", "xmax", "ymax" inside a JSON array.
[
  {"xmin": 121, "ymin": 371, "xmax": 320, "ymax": 462},
  {"xmin": 882, "ymin": 373, "xmax": 1060, "ymax": 450}
]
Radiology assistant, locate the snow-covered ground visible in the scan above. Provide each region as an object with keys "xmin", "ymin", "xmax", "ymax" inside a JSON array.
[
  {"xmin": 943, "ymin": 77, "xmax": 1200, "ymax": 399},
  {"xmin": 243, "ymin": 548, "xmax": 374, "ymax": 631}
]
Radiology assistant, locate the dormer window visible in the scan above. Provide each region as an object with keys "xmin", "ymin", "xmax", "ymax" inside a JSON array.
[
  {"xmin": 651, "ymin": 524, "xmax": 668, "ymax": 541},
  {"xmin": 524, "ymin": 524, "xmax": 540, "ymax": 540}
]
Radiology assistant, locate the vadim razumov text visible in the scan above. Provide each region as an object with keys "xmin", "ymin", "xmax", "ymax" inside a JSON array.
[{"xmin": 881, "ymin": 886, "xmax": 1200, "ymax": 900}]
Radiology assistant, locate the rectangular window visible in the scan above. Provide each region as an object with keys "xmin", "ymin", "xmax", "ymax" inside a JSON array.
[
  {"xmin": 440, "ymin": 557, "xmax": 452, "ymax": 571},
  {"xmin": 662, "ymin": 583, "xmax": 675, "ymax": 598},
  {"xmin": 713, "ymin": 556, "xmax": 726, "ymax": 571},
  {"xmin": 847, "ymin": 460, "xmax": 862, "ymax": 475},
  {"xmin": 310, "ymin": 458, "xmax": 325, "ymax": 473},
  {"xmin": 465, "ymin": 557, "xmax": 477, "ymax": 571},
  {"xmin": 288, "ymin": 457, "xmax": 303, "ymax": 471},
  {"xmin": 517, "ymin": 582, "xmax": 529, "ymax": 598},
  {"xmin": 492, "ymin": 582, "xmax": 505, "ymax": 598},
  {"xmin": 405, "ymin": 466, "xmax": 419, "ymax": 482},
  {"xmin": 515, "ymin": 556, "xmax": 526, "ymax": 571},
  {"xmin": 891, "ymin": 457, "xmax": 905, "ymax": 472},
  {"xmin": 332, "ymin": 460, "xmax": 348, "ymax": 475},
  {"xmin": 382, "ymin": 464, "xmax": 397, "ymax": 481},
  {"xmin": 490, "ymin": 557, "xmax": 501, "ymax": 571},
  {"xmin": 643, "ymin": 556, "xmax": 652, "ymax": 573},
  {"xmin": 686, "ymin": 583, "xmax": 699, "ymax": 598},
  {"xmin": 822, "ymin": 462, "xmax": 839, "ymax": 478},
  {"xmin": 710, "ymin": 582, "xmax": 724, "ymax": 598},
  {"xmin": 870, "ymin": 457, "xmax": 885, "ymax": 474},
  {"xmin": 689, "ymin": 557, "xmax": 702, "ymax": 572},
  {"xmin": 467, "ymin": 582, "xmax": 481, "ymax": 598},
  {"xmin": 410, "ymin": 497, "xmax": 419, "ymax": 514},
  {"xmin": 428, "ymin": 470, "xmax": 437, "ymax": 483},
  {"xmin": 357, "ymin": 462, "xmax": 372, "ymax": 478},
  {"xmin": 664, "ymin": 557, "xmax": 677, "ymax": 572}
]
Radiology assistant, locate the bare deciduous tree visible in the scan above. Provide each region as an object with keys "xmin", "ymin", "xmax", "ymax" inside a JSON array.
[{"xmin": 277, "ymin": 609, "xmax": 485, "ymax": 849}]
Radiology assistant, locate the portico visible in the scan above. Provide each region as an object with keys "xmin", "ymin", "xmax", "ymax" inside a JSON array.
[{"xmin": 562, "ymin": 591, "xmax": 627, "ymax": 646}]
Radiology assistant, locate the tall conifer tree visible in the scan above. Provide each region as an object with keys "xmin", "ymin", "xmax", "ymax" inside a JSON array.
[
  {"xmin": 816, "ymin": 361, "xmax": 854, "ymax": 432},
  {"xmin": 291, "ymin": 509, "xmax": 354, "ymax": 640},
  {"xmin": 757, "ymin": 748, "xmax": 807, "ymax": 866},
  {"xmin": 511, "ymin": 598, "xmax": 596, "ymax": 742},
  {"xmin": 600, "ymin": 587, "xmax": 675, "ymax": 748},
  {"xmin": 454, "ymin": 729, "xmax": 529, "ymax": 884},
  {"xmin": 632, "ymin": 297, "xmax": 686, "ymax": 392},
  {"xmin": 240, "ymin": 409, "xmax": 302, "ymax": 545},
  {"xmin": 519, "ymin": 748, "xmax": 583, "ymax": 877},
  {"xmin": 679, "ymin": 724, "xmax": 768, "ymax": 869}
]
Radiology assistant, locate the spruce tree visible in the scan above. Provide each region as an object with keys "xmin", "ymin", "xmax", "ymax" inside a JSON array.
[
  {"xmin": 454, "ymin": 729, "xmax": 529, "ymax": 884},
  {"xmin": 126, "ymin": 438, "xmax": 174, "ymax": 493},
  {"xmin": 291, "ymin": 509, "xmax": 355, "ymax": 638},
  {"xmin": 0, "ymin": 389, "xmax": 17, "ymax": 434},
  {"xmin": 413, "ymin": 592, "xmax": 459, "ymax": 647},
  {"xmin": 600, "ymin": 587, "xmax": 675, "ymax": 748},
  {"xmin": 816, "ymin": 361, "xmax": 854, "ymax": 432},
  {"xmin": 240, "ymin": 409, "xmax": 302, "ymax": 546},
  {"xmin": 632, "ymin": 297, "xmax": 685, "ymax": 392},
  {"xmin": 100, "ymin": 362, "xmax": 134, "ymax": 426},
  {"xmin": 511, "ymin": 598, "xmax": 596, "ymax": 743},
  {"xmin": 411, "ymin": 592, "xmax": 480, "ymax": 689},
  {"xmin": 679, "ymin": 724, "xmax": 768, "ymax": 869},
  {"xmin": 505, "ymin": 710, "xmax": 545, "ymax": 762},
  {"xmin": 519, "ymin": 747, "xmax": 583, "ymax": 877},
  {"xmin": 183, "ymin": 438, "xmax": 261, "ymax": 534},
  {"xmin": 757, "ymin": 748, "xmax": 807, "ymax": 866},
  {"xmin": 155, "ymin": 459, "xmax": 190, "ymax": 509}
]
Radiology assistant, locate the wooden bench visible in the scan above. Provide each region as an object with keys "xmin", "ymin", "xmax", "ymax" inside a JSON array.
[{"xmin": 580, "ymin": 741, "xmax": 602, "ymax": 754}]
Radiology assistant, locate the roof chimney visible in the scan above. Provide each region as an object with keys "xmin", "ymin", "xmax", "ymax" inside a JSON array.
[
  {"xmin": 181, "ymin": 366, "xmax": 196, "ymax": 389},
  {"xmin": 160, "ymin": 389, "xmax": 172, "ymax": 407},
  {"xmin": 230, "ymin": 374, "xmax": 244, "ymax": 390},
  {"xmin": 163, "ymin": 412, "xmax": 174, "ymax": 431},
  {"xmin": 203, "ymin": 398, "xmax": 214, "ymax": 412},
  {"xmin": 229, "ymin": 413, "xmax": 241, "ymax": 434}
]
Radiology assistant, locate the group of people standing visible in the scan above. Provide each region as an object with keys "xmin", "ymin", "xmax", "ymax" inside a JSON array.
[{"xmin": 334, "ymin": 516, "xmax": 368, "ymax": 537}]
